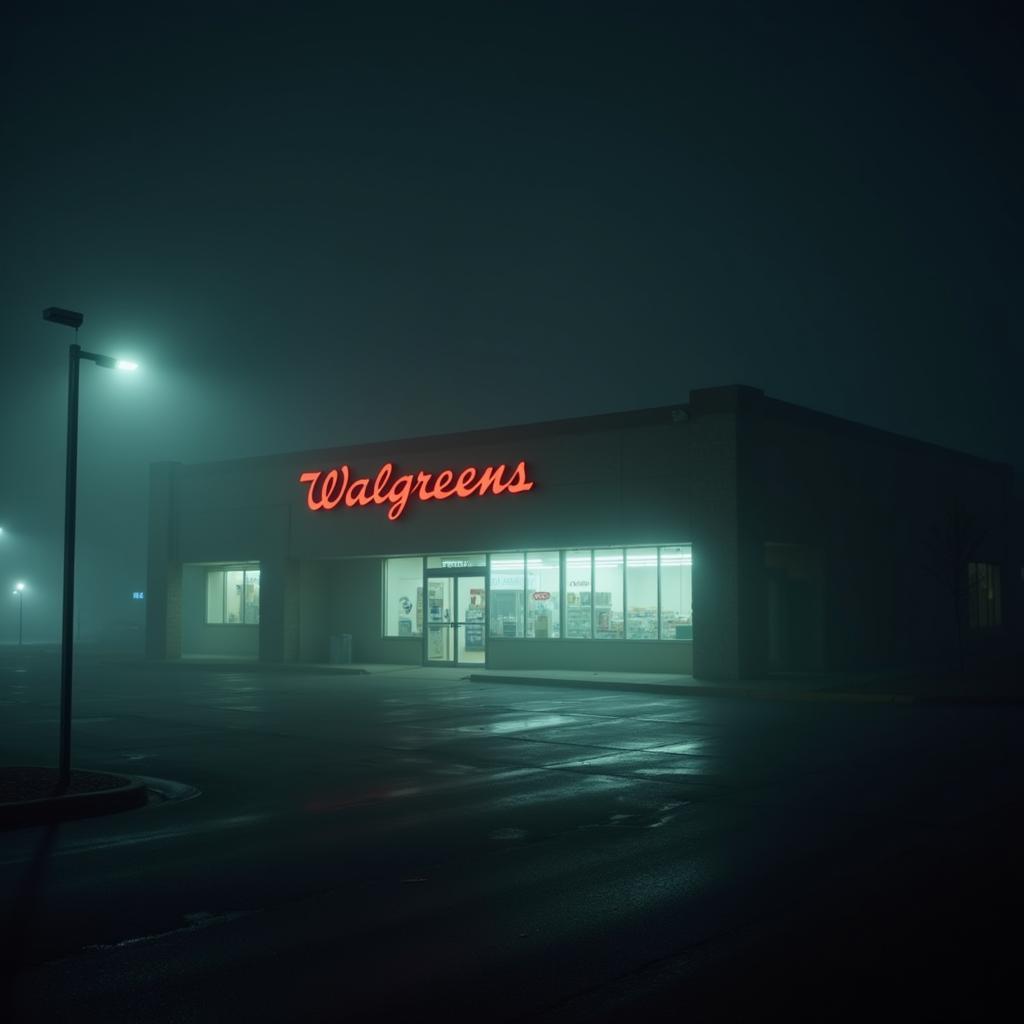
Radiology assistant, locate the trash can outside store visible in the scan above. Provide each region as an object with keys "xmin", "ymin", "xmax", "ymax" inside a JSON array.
[{"xmin": 329, "ymin": 634, "xmax": 352, "ymax": 665}]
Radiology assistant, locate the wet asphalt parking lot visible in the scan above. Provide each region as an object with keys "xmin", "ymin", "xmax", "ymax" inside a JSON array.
[{"xmin": 1, "ymin": 648, "xmax": 1021, "ymax": 1021}]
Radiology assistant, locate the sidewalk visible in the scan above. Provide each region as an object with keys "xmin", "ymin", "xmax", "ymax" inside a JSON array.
[
  {"xmin": 468, "ymin": 667, "xmax": 1024, "ymax": 704},
  {"xmin": 11, "ymin": 648, "xmax": 1016, "ymax": 704},
  {"xmin": 4, "ymin": 647, "xmax": 1019, "ymax": 704},
  {"xmin": 162, "ymin": 656, "xmax": 1022, "ymax": 704}
]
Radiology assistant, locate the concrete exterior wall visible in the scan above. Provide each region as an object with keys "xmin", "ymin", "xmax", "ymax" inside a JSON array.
[
  {"xmin": 329, "ymin": 558, "xmax": 421, "ymax": 666},
  {"xmin": 686, "ymin": 387, "xmax": 747, "ymax": 679},
  {"xmin": 487, "ymin": 638, "xmax": 693, "ymax": 674},
  {"xmin": 145, "ymin": 462, "xmax": 181, "ymax": 659},
  {"xmin": 180, "ymin": 563, "xmax": 259, "ymax": 659},
  {"xmin": 742, "ymin": 395, "xmax": 1017, "ymax": 673},
  {"xmin": 297, "ymin": 560, "xmax": 332, "ymax": 663}
]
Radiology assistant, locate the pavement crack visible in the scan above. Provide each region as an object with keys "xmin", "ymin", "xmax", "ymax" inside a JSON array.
[{"xmin": 79, "ymin": 908, "xmax": 259, "ymax": 953}]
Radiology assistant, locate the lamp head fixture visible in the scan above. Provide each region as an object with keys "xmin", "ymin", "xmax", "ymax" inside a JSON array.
[
  {"xmin": 43, "ymin": 307, "xmax": 84, "ymax": 329},
  {"xmin": 80, "ymin": 350, "xmax": 139, "ymax": 371}
]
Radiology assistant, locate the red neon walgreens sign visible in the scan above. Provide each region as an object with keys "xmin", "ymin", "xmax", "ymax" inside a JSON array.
[{"xmin": 299, "ymin": 461, "xmax": 535, "ymax": 521}]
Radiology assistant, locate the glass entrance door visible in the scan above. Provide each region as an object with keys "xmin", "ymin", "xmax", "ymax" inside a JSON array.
[
  {"xmin": 424, "ymin": 574, "xmax": 486, "ymax": 666},
  {"xmin": 456, "ymin": 576, "xmax": 486, "ymax": 666},
  {"xmin": 425, "ymin": 577, "xmax": 453, "ymax": 663}
]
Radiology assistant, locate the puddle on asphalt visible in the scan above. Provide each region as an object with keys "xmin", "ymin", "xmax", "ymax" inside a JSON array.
[
  {"xmin": 453, "ymin": 714, "xmax": 582, "ymax": 735},
  {"xmin": 490, "ymin": 827, "xmax": 528, "ymax": 840},
  {"xmin": 202, "ymin": 700, "xmax": 266, "ymax": 712},
  {"xmin": 582, "ymin": 802, "xmax": 688, "ymax": 830},
  {"xmin": 648, "ymin": 741, "xmax": 710, "ymax": 755}
]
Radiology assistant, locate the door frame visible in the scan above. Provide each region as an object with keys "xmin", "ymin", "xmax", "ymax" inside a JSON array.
[{"xmin": 423, "ymin": 565, "xmax": 487, "ymax": 667}]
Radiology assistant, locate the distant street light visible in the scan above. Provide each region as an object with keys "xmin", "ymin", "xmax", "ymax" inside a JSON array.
[
  {"xmin": 43, "ymin": 307, "xmax": 139, "ymax": 792},
  {"xmin": 13, "ymin": 581, "xmax": 25, "ymax": 645}
]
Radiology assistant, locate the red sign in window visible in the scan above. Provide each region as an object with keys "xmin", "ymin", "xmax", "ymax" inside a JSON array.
[
  {"xmin": 532, "ymin": 591, "xmax": 551, "ymax": 601},
  {"xmin": 299, "ymin": 460, "xmax": 535, "ymax": 521}
]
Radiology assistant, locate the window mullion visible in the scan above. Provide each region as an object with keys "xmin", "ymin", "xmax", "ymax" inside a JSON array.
[
  {"xmin": 657, "ymin": 547, "xmax": 662, "ymax": 640},
  {"xmin": 524, "ymin": 552, "xmax": 529, "ymax": 639},
  {"xmin": 560, "ymin": 550, "xmax": 565, "ymax": 641},
  {"xmin": 618, "ymin": 548, "xmax": 626, "ymax": 634},
  {"xmin": 590, "ymin": 550, "xmax": 595, "ymax": 640}
]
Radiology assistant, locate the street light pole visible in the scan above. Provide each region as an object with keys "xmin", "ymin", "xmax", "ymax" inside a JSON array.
[
  {"xmin": 43, "ymin": 306, "xmax": 138, "ymax": 792},
  {"xmin": 59, "ymin": 341, "xmax": 82, "ymax": 789}
]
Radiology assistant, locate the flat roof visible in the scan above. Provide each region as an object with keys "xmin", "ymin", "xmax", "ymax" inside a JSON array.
[{"xmin": 163, "ymin": 384, "xmax": 1010, "ymax": 475}]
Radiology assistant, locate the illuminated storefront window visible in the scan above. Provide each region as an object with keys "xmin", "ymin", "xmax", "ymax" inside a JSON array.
[
  {"xmin": 526, "ymin": 552, "xmax": 560, "ymax": 638},
  {"xmin": 594, "ymin": 550, "xmax": 624, "ymax": 639},
  {"xmin": 626, "ymin": 548, "xmax": 658, "ymax": 639},
  {"xmin": 384, "ymin": 556, "xmax": 424, "ymax": 636},
  {"xmin": 659, "ymin": 545, "xmax": 693, "ymax": 639},
  {"xmin": 384, "ymin": 545, "xmax": 692, "ymax": 643},
  {"xmin": 489, "ymin": 553, "xmax": 525, "ymax": 638},
  {"xmin": 565, "ymin": 550, "xmax": 593, "ymax": 638},
  {"xmin": 206, "ymin": 566, "xmax": 260, "ymax": 625}
]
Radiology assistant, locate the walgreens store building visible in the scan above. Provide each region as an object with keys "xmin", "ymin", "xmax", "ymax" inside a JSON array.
[{"xmin": 145, "ymin": 385, "xmax": 1018, "ymax": 681}]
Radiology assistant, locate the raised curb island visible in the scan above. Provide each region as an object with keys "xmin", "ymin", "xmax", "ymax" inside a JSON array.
[{"xmin": 0, "ymin": 767, "xmax": 148, "ymax": 830}]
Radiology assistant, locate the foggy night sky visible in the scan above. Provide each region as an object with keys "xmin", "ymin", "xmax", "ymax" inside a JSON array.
[{"xmin": 0, "ymin": 2, "xmax": 1021, "ymax": 642}]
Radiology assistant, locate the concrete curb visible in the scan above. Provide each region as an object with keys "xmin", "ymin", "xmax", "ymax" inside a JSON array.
[
  {"xmin": 0, "ymin": 769, "xmax": 148, "ymax": 830},
  {"xmin": 469, "ymin": 673, "xmax": 1024, "ymax": 705},
  {"xmin": 159, "ymin": 659, "xmax": 372, "ymax": 676},
  {"xmin": 143, "ymin": 659, "xmax": 1022, "ymax": 704},
  {"xmin": 915, "ymin": 693, "xmax": 1024, "ymax": 705},
  {"xmin": 467, "ymin": 673, "xmax": 919, "ymax": 704}
]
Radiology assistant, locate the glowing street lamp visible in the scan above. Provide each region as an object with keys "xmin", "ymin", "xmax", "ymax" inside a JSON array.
[
  {"xmin": 13, "ymin": 581, "xmax": 26, "ymax": 646},
  {"xmin": 43, "ymin": 307, "xmax": 138, "ymax": 791}
]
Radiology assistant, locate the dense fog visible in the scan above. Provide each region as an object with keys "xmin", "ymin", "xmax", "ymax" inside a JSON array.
[{"xmin": 1, "ymin": 4, "xmax": 1019, "ymax": 647}]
